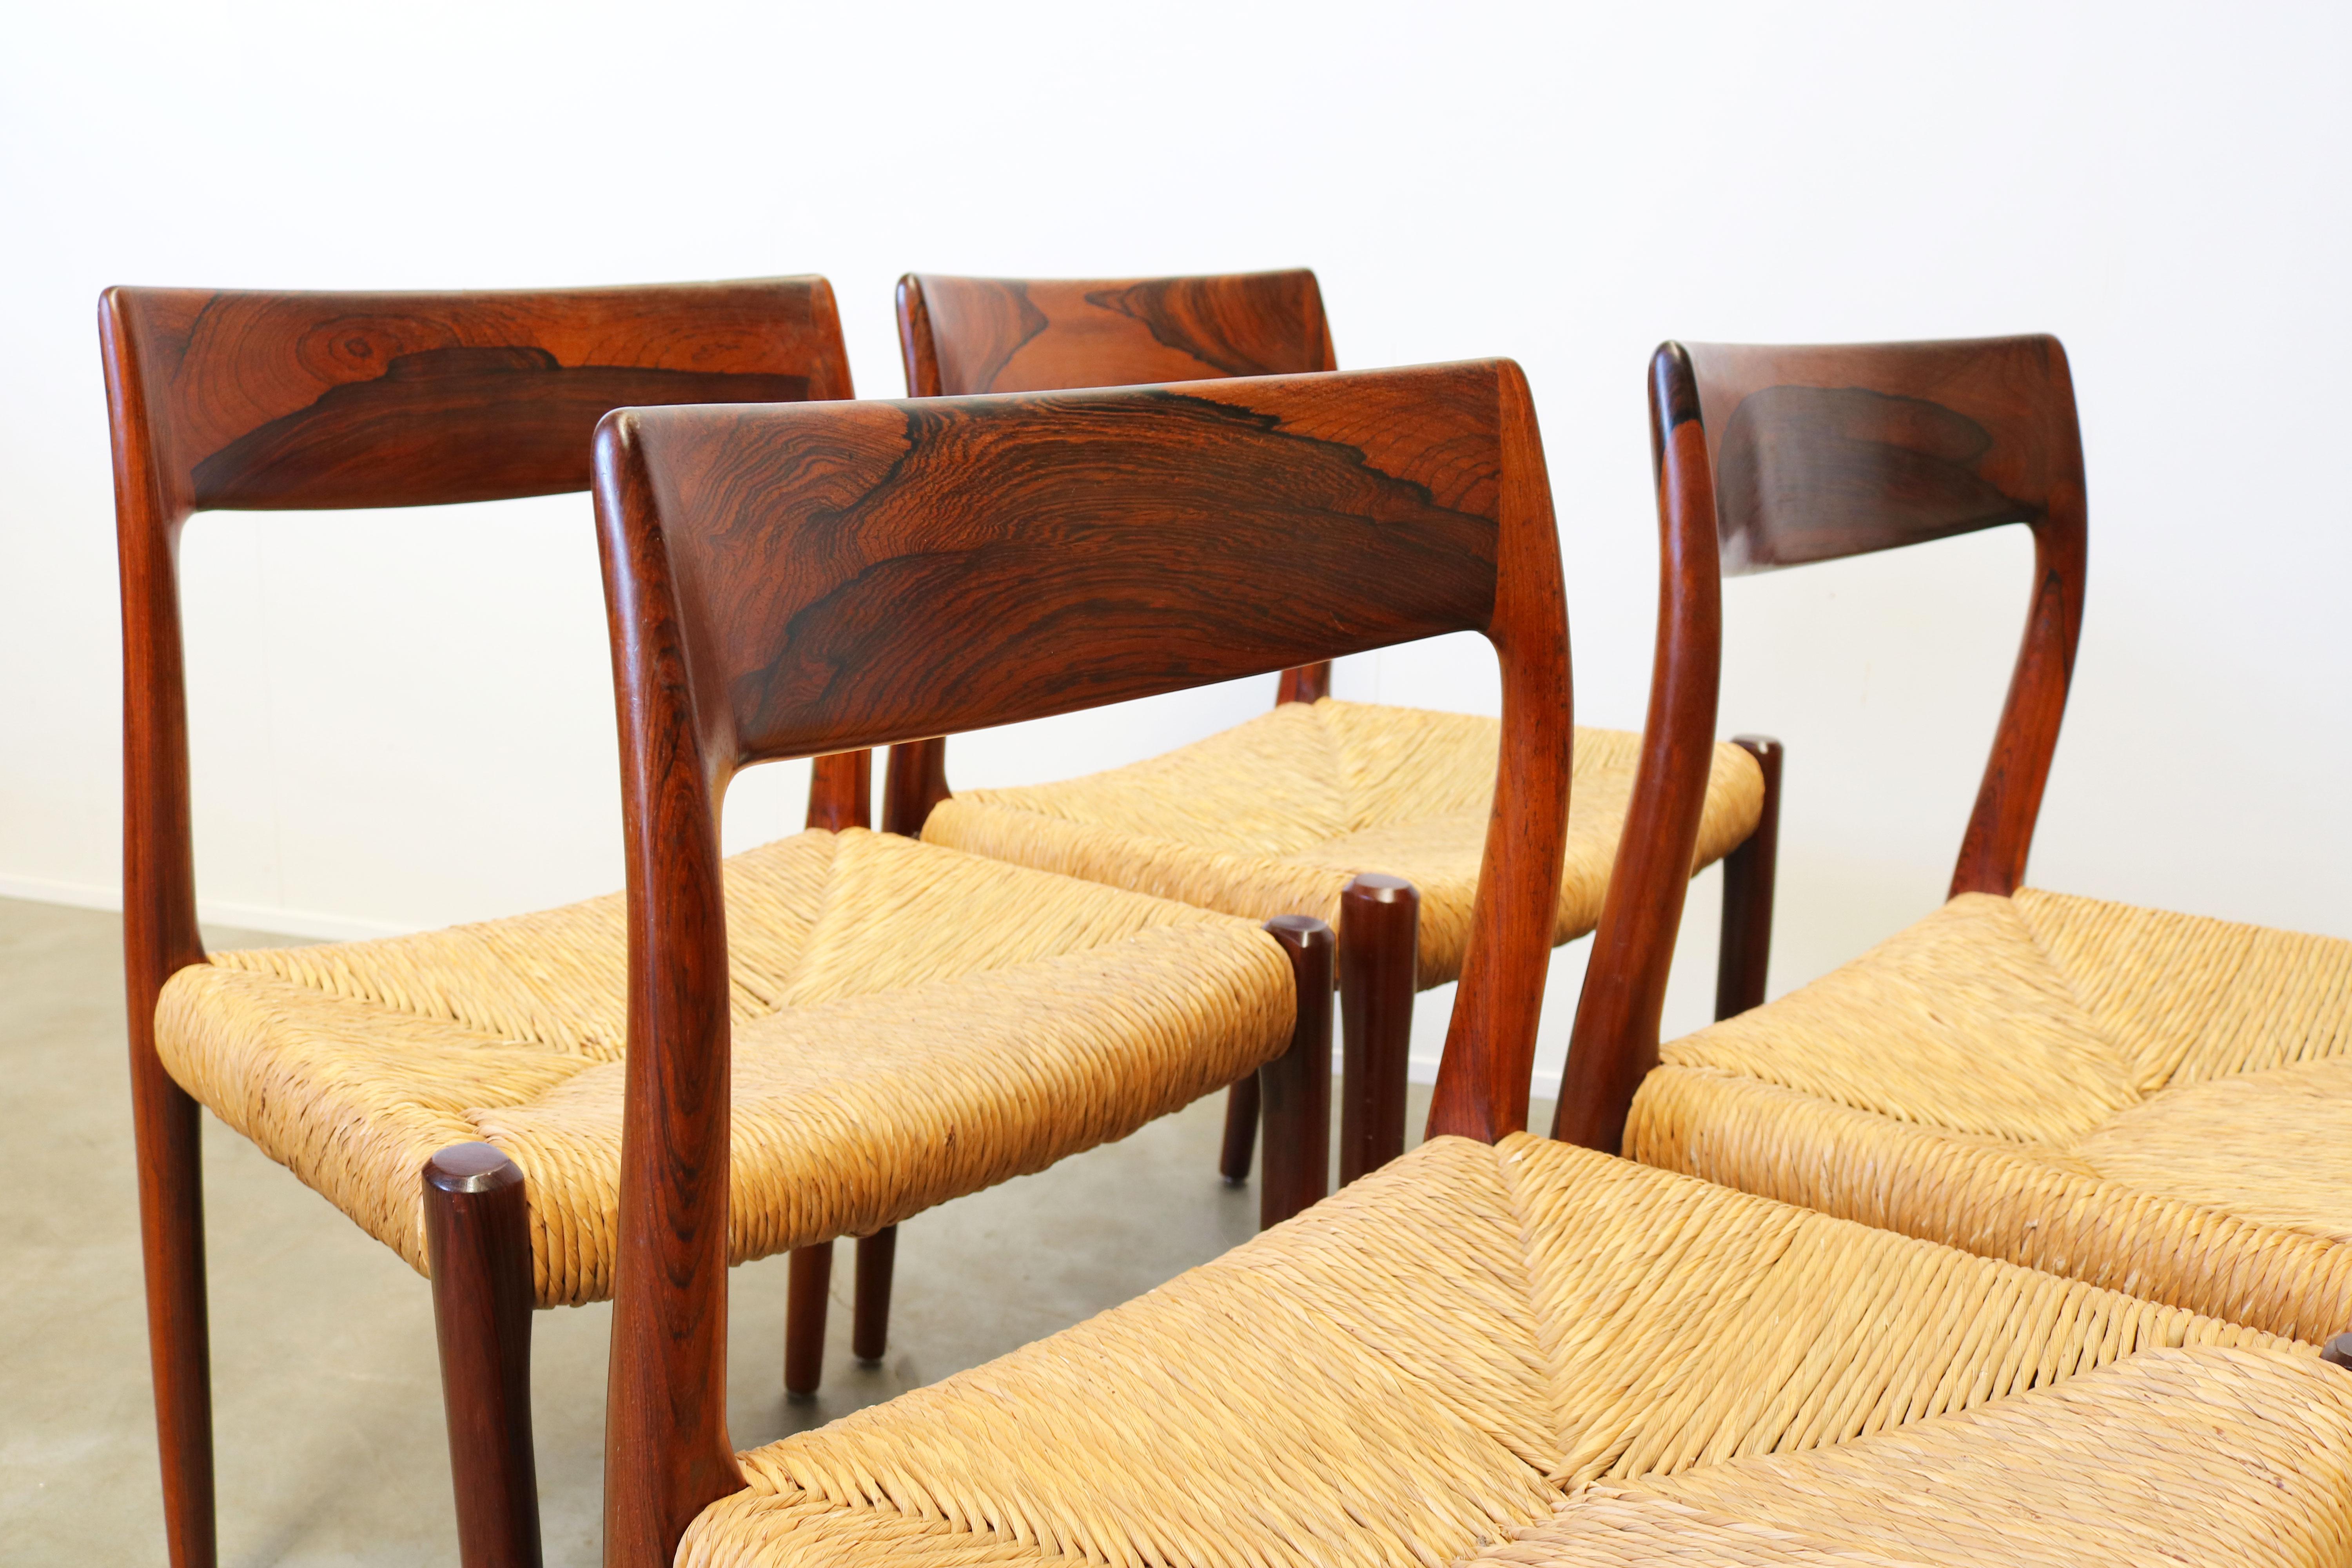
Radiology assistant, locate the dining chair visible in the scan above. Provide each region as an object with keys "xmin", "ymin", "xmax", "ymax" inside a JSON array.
[
  {"xmin": 1620, "ymin": 335, "xmax": 2352, "ymax": 1345},
  {"xmin": 590, "ymin": 354, "xmax": 2352, "ymax": 1568},
  {"xmin": 885, "ymin": 269, "xmax": 1782, "ymax": 1192},
  {"xmin": 103, "ymin": 278, "xmax": 1325, "ymax": 1568}
]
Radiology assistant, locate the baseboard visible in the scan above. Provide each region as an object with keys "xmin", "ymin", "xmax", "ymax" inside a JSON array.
[{"xmin": 0, "ymin": 873, "xmax": 407, "ymax": 943}]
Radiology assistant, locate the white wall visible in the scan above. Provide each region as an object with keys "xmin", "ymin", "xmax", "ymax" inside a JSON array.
[{"xmin": 4, "ymin": 1, "xmax": 2347, "ymax": 1091}]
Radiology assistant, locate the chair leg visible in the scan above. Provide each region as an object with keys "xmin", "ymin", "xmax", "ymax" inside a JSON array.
[
  {"xmin": 1217, "ymin": 1076, "xmax": 1260, "ymax": 1184},
  {"xmin": 424, "ymin": 1145, "xmax": 542, "ymax": 1568},
  {"xmin": 853, "ymin": 1228, "xmax": 896, "ymax": 1365},
  {"xmin": 1258, "ymin": 915, "xmax": 1334, "ymax": 1229},
  {"xmin": 131, "ymin": 1051, "xmax": 216, "ymax": 1568},
  {"xmin": 1338, "ymin": 875, "xmax": 1418, "ymax": 1187},
  {"xmin": 1714, "ymin": 735, "xmax": 1782, "ymax": 1021},
  {"xmin": 785, "ymin": 1242, "xmax": 833, "ymax": 1397}
]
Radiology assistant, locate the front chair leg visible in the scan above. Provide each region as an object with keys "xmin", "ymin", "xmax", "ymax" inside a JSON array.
[
  {"xmin": 1338, "ymin": 875, "xmax": 1419, "ymax": 1186},
  {"xmin": 1714, "ymin": 735, "xmax": 1782, "ymax": 1020},
  {"xmin": 853, "ymin": 1228, "xmax": 896, "ymax": 1365},
  {"xmin": 423, "ymin": 1144, "xmax": 542, "ymax": 1568},
  {"xmin": 1258, "ymin": 915, "xmax": 1335, "ymax": 1229},
  {"xmin": 785, "ymin": 1242, "xmax": 833, "ymax": 1397}
]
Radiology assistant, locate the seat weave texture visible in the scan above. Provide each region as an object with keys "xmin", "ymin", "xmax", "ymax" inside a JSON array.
[
  {"xmin": 922, "ymin": 701, "xmax": 1765, "ymax": 987},
  {"xmin": 1630, "ymin": 887, "xmax": 2352, "ymax": 1342},
  {"xmin": 155, "ymin": 827, "xmax": 1292, "ymax": 1307},
  {"xmin": 683, "ymin": 1134, "xmax": 2347, "ymax": 1568}
]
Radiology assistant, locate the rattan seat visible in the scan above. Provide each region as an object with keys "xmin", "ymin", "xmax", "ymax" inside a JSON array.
[
  {"xmin": 679, "ymin": 1132, "xmax": 2347, "ymax": 1568},
  {"xmin": 1629, "ymin": 887, "xmax": 2352, "ymax": 1342},
  {"xmin": 153, "ymin": 827, "xmax": 1291, "ymax": 1307},
  {"xmin": 925, "ymin": 700, "xmax": 1766, "ymax": 986}
]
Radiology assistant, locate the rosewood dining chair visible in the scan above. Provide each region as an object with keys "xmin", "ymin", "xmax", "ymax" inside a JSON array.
[
  {"xmin": 593, "ymin": 354, "xmax": 2352, "ymax": 1568},
  {"xmin": 884, "ymin": 269, "xmax": 1781, "ymax": 1199},
  {"xmin": 1622, "ymin": 336, "xmax": 2352, "ymax": 1345},
  {"xmin": 104, "ymin": 277, "xmax": 851, "ymax": 1568},
  {"xmin": 103, "ymin": 278, "xmax": 1327, "ymax": 1568}
]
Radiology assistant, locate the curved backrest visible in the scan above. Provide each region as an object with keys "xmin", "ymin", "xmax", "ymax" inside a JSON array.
[
  {"xmin": 590, "ymin": 361, "xmax": 1570, "ymax": 1564},
  {"xmin": 897, "ymin": 269, "xmax": 1335, "ymax": 397},
  {"xmin": 1670, "ymin": 336, "xmax": 2087, "ymax": 895},
  {"xmin": 877, "ymin": 269, "xmax": 1340, "ymax": 833},
  {"xmin": 102, "ymin": 279, "xmax": 853, "ymax": 1022}
]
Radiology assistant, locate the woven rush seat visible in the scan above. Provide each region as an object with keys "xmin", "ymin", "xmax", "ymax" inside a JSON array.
[
  {"xmin": 679, "ymin": 1132, "xmax": 2348, "ymax": 1568},
  {"xmin": 1628, "ymin": 887, "xmax": 2352, "ymax": 1343},
  {"xmin": 153, "ymin": 826, "xmax": 1291, "ymax": 1307},
  {"xmin": 924, "ymin": 699, "xmax": 1766, "ymax": 986}
]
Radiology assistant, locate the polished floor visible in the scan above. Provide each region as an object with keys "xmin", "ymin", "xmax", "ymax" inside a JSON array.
[{"xmin": 1, "ymin": 895, "xmax": 1528, "ymax": 1565}]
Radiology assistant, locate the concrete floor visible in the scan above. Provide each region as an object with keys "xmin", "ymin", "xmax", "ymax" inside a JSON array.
[{"xmin": 0, "ymin": 895, "xmax": 1544, "ymax": 1565}]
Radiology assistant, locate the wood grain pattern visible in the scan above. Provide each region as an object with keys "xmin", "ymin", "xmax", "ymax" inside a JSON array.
[
  {"xmin": 424, "ymin": 1145, "xmax": 542, "ymax": 1568},
  {"xmin": 591, "ymin": 360, "xmax": 1571, "ymax": 1564},
  {"xmin": 99, "ymin": 277, "xmax": 851, "ymax": 1568},
  {"xmin": 898, "ymin": 270, "xmax": 1334, "ymax": 399},
  {"xmin": 1553, "ymin": 344, "xmax": 1727, "ymax": 1152},
  {"xmin": 1682, "ymin": 336, "xmax": 2086, "ymax": 896},
  {"xmin": 615, "ymin": 368, "xmax": 1514, "ymax": 766},
  {"xmin": 895, "ymin": 269, "xmax": 1342, "ymax": 764}
]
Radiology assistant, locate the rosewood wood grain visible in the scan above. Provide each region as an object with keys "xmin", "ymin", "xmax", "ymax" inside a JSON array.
[
  {"xmin": 424, "ymin": 1145, "xmax": 542, "ymax": 1568},
  {"xmin": 1681, "ymin": 336, "xmax": 2086, "ymax": 897},
  {"xmin": 100, "ymin": 277, "xmax": 851, "ymax": 1568},
  {"xmin": 1553, "ymin": 344, "xmax": 1727, "ymax": 1153},
  {"xmin": 898, "ymin": 270, "xmax": 1334, "ymax": 399},
  {"xmin": 590, "ymin": 360, "xmax": 1570, "ymax": 1566},
  {"xmin": 805, "ymin": 750, "xmax": 872, "ymax": 831},
  {"xmin": 891, "ymin": 269, "xmax": 1344, "ymax": 802},
  {"xmin": 853, "ymin": 1229, "xmax": 897, "ymax": 1364},
  {"xmin": 1258, "ymin": 916, "xmax": 1335, "ymax": 1228},
  {"xmin": 1337, "ymin": 874, "xmax": 1417, "ymax": 1184},
  {"xmin": 1714, "ymin": 735, "xmax": 1781, "ymax": 1020}
]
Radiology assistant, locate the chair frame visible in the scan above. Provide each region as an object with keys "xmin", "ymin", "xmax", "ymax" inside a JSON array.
[
  {"xmin": 887, "ymin": 270, "xmax": 1376, "ymax": 1183},
  {"xmin": 588, "ymin": 359, "xmax": 1574, "ymax": 1565},
  {"xmin": 887, "ymin": 270, "xmax": 1781, "ymax": 1181},
  {"xmin": 1560, "ymin": 334, "xmax": 2086, "ymax": 1151},
  {"xmin": 101, "ymin": 277, "xmax": 854, "ymax": 1568}
]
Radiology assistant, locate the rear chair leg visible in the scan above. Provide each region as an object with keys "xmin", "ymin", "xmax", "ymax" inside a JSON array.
[
  {"xmin": 785, "ymin": 1242, "xmax": 833, "ymax": 1397},
  {"xmin": 1218, "ymin": 1077, "xmax": 1260, "ymax": 1184},
  {"xmin": 1258, "ymin": 916, "xmax": 1334, "ymax": 1229},
  {"xmin": 1715, "ymin": 735, "xmax": 1782, "ymax": 1020},
  {"xmin": 853, "ymin": 1229, "xmax": 895, "ymax": 1365},
  {"xmin": 424, "ymin": 1145, "xmax": 542, "ymax": 1568},
  {"xmin": 132, "ymin": 1049, "xmax": 216, "ymax": 1568},
  {"xmin": 1338, "ymin": 875, "xmax": 1418, "ymax": 1186}
]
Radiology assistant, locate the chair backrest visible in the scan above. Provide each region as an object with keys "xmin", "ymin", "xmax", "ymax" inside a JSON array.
[
  {"xmin": 1659, "ymin": 336, "xmax": 2087, "ymax": 898},
  {"xmin": 874, "ymin": 270, "xmax": 1342, "ymax": 833},
  {"xmin": 589, "ymin": 360, "xmax": 1569, "ymax": 1564},
  {"xmin": 897, "ymin": 269, "xmax": 1335, "ymax": 397},
  {"xmin": 102, "ymin": 279, "xmax": 852, "ymax": 1016}
]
